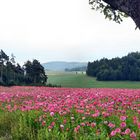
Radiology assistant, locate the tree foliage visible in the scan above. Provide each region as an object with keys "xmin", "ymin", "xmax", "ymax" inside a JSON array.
[
  {"xmin": 86, "ymin": 52, "xmax": 140, "ymax": 81},
  {"xmin": 89, "ymin": 0, "xmax": 140, "ymax": 29},
  {"xmin": 0, "ymin": 50, "xmax": 47, "ymax": 86},
  {"xmin": 24, "ymin": 60, "xmax": 47, "ymax": 85}
]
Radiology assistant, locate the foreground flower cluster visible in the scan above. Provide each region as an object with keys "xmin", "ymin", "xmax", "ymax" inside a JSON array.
[{"xmin": 0, "ymin": 86, "xmax": 140, "ymax": 140}]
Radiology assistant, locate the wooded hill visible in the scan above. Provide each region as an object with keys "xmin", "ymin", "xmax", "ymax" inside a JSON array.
[{"xmin": 42, "ymin": 61, "xmax": 87, "ymax": 71}]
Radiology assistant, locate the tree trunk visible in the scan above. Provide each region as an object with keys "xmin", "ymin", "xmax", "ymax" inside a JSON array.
[{"xmin": 103, "ymin": 0, "xmax": 140, "ymax": 29}]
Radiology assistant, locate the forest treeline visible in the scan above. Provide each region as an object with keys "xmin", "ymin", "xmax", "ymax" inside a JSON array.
[
  {"xmin": 86, "ymin": 52, "xmax": 140, "ymax": 81},
  {"xmin": 0, "ymin": 50, "xmax": 47, "ymax": 86}
]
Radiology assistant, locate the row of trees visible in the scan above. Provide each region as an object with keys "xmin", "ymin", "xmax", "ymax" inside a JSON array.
[
  {"xmin": 86, "ymin": 52, "xmax": 140, "ymax": 81},
  {"xmin": 0, "ymin": 50, "xmax": 47, "ymax": 86}
]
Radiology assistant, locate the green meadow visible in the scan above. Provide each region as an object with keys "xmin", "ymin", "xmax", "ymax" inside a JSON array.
[{"xmin": 47, "ymin": 71, "xmax": 140, "ymax": 88}]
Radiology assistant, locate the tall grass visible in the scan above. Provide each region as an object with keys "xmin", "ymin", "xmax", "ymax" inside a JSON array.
[{"xmin": 0, "ymin": 109, "xmax": 139, "ymax": 140}]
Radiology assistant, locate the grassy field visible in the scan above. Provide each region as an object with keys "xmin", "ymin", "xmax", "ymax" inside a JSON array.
[{"xmin": 47, "ymin": 71, "xmax": 140, "ymax": 88}]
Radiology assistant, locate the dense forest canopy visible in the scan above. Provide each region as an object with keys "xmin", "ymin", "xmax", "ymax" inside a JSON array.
[
  {"xmin": 0, "ymin": 50, "xmax": 47, "ymax": 86},
  {"xmin": 89, "ymin": 0, "xmax": 140, "ymax": 29},
  {"xmin": 86, "ymin": 52, "xmax": 140, "ymax": 81}
]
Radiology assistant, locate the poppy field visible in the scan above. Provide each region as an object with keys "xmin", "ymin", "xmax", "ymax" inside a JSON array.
[{"xmin": 0, "ymin": 86, "xmax": 140, "ymax": 140}]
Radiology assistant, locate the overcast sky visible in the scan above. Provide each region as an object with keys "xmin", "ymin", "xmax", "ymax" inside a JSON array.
[{"xmin": 0, "ymin": 0, "xmax": 140, "ymax": 65}]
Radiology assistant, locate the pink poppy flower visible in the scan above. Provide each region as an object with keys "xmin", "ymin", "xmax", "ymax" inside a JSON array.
[
  {"xmin": 115, "ymin": 128, "xmax": 121, "ymax": 133},
  {"xmin": 108, "ymin": 123, "xmax": 115, "ymax": 128},
  {"xmin": 130, "ymin": 132, "xmax": 136, "ymax": 138},
  {"xmin": 125, "ymin": 128, "xmax": 131, "ymax": 135},
  {"xmin": 50, "ymin": 112, "xmax": 54, "ymax": 116},
  {"xmin": 110, "ymin": 130, "xmax": 116, "ymax": 137},
  {"xmin": 120, "ymin": 122, "xmax": 126, "ymax": 128},
  {"xmin": 120, "ymin": 116, "xmax": 127, "ymax": 121}
]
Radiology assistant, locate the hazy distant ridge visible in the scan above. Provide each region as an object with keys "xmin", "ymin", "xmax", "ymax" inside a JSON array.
[{"xmin": 42, "ymin": 61, "xmax": 87, "ymax": 71}]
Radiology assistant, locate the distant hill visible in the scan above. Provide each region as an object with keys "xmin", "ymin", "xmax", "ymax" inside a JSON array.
[
  {"xmin": 42, "ymin": 61, "xmax": 87, "ymax": 71},
  {"xmin": 65, "ymin": 66, "xmax": 87, "ymax": 72}
]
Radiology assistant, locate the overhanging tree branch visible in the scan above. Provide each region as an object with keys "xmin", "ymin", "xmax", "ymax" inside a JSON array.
[{"xmin": 89, "ymin": 0, "xmax": 140, "ymax": 29}]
